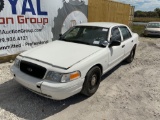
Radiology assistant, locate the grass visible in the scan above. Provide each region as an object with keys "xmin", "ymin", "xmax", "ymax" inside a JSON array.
[
  {"xmin": 131, "ymin": 24, "xmax": 145, "ymax": 36},
  {"xmin": 134, "ymin": 17, "xmax": 160, "ymax": 22}
]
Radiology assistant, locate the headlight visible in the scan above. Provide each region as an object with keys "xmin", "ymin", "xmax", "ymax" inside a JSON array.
[
  {"xmin": 45, "ymin": 71, "xmax": 81, "ymax": 83},
  {"xmin": 14, "ymin": 58, "xmax": 21, "ymax": 68}
]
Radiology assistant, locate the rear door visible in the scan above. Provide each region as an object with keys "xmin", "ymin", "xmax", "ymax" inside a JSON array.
[{"xmin": 119, "ymin": 26, "xmax": 134, "ymax": 58}]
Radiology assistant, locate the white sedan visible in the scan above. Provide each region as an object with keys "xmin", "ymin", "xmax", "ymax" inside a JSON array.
[
  {"xmin": 11, "ymin": 22, "xmax": 139, "ymax": 100},
  {"xmin": 144, "ymin": 22, "xmax": 160, "ymax": 36}
]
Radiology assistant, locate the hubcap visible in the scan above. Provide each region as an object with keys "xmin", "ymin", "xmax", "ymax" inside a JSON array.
[{"xmin": 91, "ymin": 74, "xmax": 97, "ymax": 86}]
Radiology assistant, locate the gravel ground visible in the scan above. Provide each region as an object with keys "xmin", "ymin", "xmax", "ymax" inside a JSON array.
[{"xmin": 0, "ymin": 37, "xmax": 160, "ymax": 120}]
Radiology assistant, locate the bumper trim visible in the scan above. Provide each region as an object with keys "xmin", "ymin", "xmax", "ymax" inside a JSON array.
[
  {"xmin": 11, "ymin": 65, "xmax": 85, "ymax": 100},
  {"xmin": 26, "ymin": 87, "xmax": 52, "ymax": 98}
]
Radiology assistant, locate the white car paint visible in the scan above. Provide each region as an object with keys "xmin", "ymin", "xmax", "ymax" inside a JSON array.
[
  {"xmin": 20, "ymin": 40, "xmax": 102, "ymax": 69},
  {"xmin": 11, "ymin": 22, "xmax": 139, "ymax": 100}
]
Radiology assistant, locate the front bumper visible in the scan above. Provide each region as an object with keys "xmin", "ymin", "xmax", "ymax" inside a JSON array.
[
  {"xmin": 144, "ymin": 30, "xmax": 160, "ymax": 36},
  {"xmin": 10, "ymin": 65, "xmax": 85, "ymax": 100}
]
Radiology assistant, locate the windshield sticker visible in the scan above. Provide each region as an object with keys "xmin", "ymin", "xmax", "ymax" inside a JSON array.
[
  {"xmin": 93, "ymin": 41, "xmax": 100, "ymax": 44},
  {"xmin": 102, "ymin": 29, "xmax": 108, "ymax": 32}
]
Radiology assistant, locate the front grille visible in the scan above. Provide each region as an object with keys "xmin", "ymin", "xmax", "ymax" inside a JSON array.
[
  {"xmin": 150, "ymin": 31, "xmax": 160, "ymax": 34},
  {"xmin": 20, "ymin": 60, "xmax": 47, "ymax": 79}
]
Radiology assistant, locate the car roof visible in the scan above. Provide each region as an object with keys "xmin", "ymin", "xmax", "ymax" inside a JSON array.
[{"xmin": 76, "ymin": 22, "xmax": 125, "ymax": 28}]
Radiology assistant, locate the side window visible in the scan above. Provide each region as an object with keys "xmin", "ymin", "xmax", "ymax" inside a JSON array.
[
  {"xmin": 119, "ymin": 27, "xmax": 132, "ymax": 41},
  {"xmin": 111, "ymin": 27, "xmax": 121, "ymax": 42}
]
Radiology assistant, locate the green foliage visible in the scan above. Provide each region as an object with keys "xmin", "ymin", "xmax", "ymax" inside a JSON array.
[
  {"xmin": 134, "ymin": 11, "xmax": 158, "ymax": 18},
  {"xmin": 131, "ymin": 25, "xmax": 145, "ymax": 36},
  {"xmin": 134, "ymin": 8, "xmax": 160, "ymax": 18},
  {"xmin": 154, "ymin": 8, "xmax": 160, "ymax": 17}
]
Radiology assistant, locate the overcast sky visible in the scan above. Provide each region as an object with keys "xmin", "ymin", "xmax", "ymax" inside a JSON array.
[{"xmin": 113, "ymin": 0, "xmax": 160, "ymax": 11}]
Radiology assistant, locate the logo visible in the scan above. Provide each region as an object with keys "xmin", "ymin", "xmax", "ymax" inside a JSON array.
[
  {"xmin": 0, "ymin": 0, "xmax": 48, "ymax": 25},
  {"xmin": 27, "ymin": 68, "xmax": 33, "ymax": 72},
  {"xmin": 0, "ymin": 0, "xmax": 4, "ymax": 12},
  {"xmin": 8, "ymin": 0, "xmax": 48, "ymax": 15}
]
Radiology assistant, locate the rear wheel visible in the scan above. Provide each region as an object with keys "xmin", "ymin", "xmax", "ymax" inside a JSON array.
[
  {"xmin": 81, "ymin": 66, "xmax": 101, "ymax": 96},
  {"xmin": 125, "ymin": 47, "xmax": 136, "ymax": 63}
]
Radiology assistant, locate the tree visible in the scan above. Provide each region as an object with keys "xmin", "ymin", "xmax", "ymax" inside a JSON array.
[
  {"xmin": 147, "ymin": 11, "xmax": 158, "ymax": 18},
  {"xmin": 134, "ymin": 10, "xmax": 159, "ymax": 18},
  {"xmin": 154, "ymin": 8, "xmax": 160, "ymax": 17},
  {"xmin": 134, "ymin": 11, "xmax": 147, "ymax": 17}
]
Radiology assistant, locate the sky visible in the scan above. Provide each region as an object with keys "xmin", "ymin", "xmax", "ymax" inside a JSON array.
[{"xmin": 113, "ymin": 0, "xmax": 160, "ymax": 11}]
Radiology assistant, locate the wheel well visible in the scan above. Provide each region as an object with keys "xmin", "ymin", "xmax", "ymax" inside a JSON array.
[
  {"xmin": 91, "ymin": 64, "xmax": 103, "ymax": 75},
  {"xmin": 133, "ymin": 44, "xmax": 137, "ymax": 49},
  {"xmin": 83, "ymin": 64, "xmax": 103, "ymax": 85},
  {"xmin": 86, "ymin": 64, "xmax": 103, "ymax": 78},
  {"xmin": 97, "ymin": 64, "xmax": 103, "ymax": 74}
]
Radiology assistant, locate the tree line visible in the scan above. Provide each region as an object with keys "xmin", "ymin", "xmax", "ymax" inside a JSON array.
[{"xmin": 134, "ymin": 8, "xmax": 160, "ymax": 18}]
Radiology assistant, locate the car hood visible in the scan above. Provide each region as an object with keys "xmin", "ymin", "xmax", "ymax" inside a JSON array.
[
  {"xmin": 21, "ymin": 40, "xmax": 102, "ymax": 69},
  {"xmin": 145, "ymin": 28, "xmax": 160, "ymax": 31}
]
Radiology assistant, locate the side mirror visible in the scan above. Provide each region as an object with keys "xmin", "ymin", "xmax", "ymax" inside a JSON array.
[
  {"xmin": 109, "ymin": 40, "xmax": 121, "ymax": 47},
  {"xmin": 109, "ymin": 35, "xmax": 121, "ymax": 47}
]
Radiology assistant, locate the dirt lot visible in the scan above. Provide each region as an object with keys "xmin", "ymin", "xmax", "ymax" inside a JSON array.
[{"xmin": 0, "ymin": 37, "xmax": 160, "ymax": 120}]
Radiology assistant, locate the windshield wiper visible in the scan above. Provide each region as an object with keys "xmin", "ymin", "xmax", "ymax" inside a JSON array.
[{"xmin": 59, "ymin": 38, "xmax": 71, "ymax": 42}]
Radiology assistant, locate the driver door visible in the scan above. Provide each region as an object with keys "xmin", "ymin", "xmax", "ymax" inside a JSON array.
[{"xmin": 108, "ymin": 27, "xmax": 125, "ymax": 69}]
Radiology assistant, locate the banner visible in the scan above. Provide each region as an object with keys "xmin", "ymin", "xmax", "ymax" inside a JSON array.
[{"xmin": 0, "ymin": 0, "xmax": 88, "ymax": 56}]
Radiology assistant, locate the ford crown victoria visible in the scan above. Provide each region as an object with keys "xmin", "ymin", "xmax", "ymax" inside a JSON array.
[{"xmin": 11, "ymin": 22, "xmax": 139, "ymax": 100}]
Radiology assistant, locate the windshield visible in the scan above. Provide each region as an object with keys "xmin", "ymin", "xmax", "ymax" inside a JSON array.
[
  {"xmin": 60, "ymin": 26, "xmax": 109, "ymax": 47},
  {"xmin": 147, "ymin": 23, "xmax": 160, "ymax": 28}
]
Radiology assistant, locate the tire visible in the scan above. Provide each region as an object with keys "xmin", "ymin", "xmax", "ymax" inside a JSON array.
[
  {"xmin": 143, "ymin": 33, "xmax": 148, "ymax": 37},
  {"xmin": 125, "ymin": 47, "xmax": 136, "ymax": 63},
  {"xmin": 81, "ymin": 66, "xmax": 101, "ymax": 97}
]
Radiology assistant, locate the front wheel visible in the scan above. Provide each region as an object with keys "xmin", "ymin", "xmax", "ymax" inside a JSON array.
[
  {"xmin": 81, "ymin": 66, "xmax": 101, "ymax": 97},
  {"xmin": 125, "ymin": 47, "xmax": 136, "ymax": 63}
]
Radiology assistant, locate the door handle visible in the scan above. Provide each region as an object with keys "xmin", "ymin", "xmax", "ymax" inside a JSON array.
[
  {"xmin": 122, "ymin": 45, "xmax": 125, "ymax": 48},
  {"xmin": 131, "ymin": 40, "xmax": 133, "ymax": 42}
]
